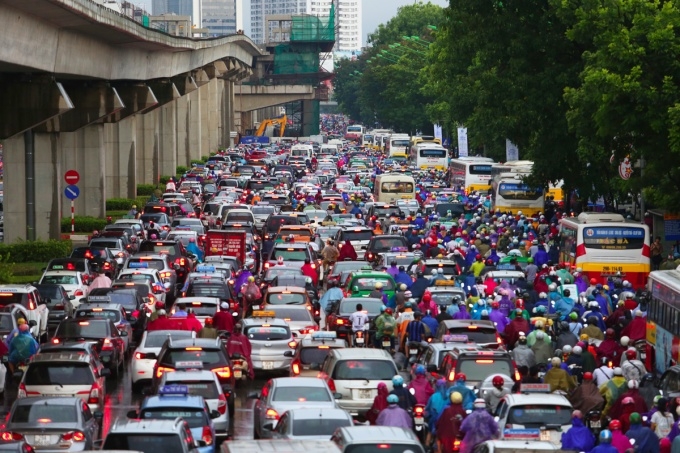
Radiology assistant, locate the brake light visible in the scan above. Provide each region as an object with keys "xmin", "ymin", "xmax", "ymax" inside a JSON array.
[
  {"xmin": 213, "ymin": 366, "xmax": 232, "ymax": 380},
  {"xmin": 453, "ymin": 439, "xmax": 461, "ymax": 451},
  {"xmin": 377, "ymin": 445, "xmax": 390, "ymax": 449},
  {"xmin": 52, "ymin": 338, "xmax": 60, "ymax": 344},
  {"xmin": 101, "ymin": 338, "xmax": 114, "ymax": 351},
  {"xmin": 467, "ymin": 325, "xmax": 478, "ymax": 330},
  {"xmin": 217, "ymin": 393, "xmax": 227, "ymax": 415},
  {"xmin": 74, "ymin": 289, "xmax": 84, "ymax": 297},
  {"xmin": 515, "ymin": 368, "xmax": 521, "ymax": 381},
  {"xmin": 61, "ymin": 431, "xmax": 86, "ymax": 442},
  {"xmin": 327, "ymin": 378, "xmax": 336, "ymax": 392},
  {"xmin": 336, "ymin": 318, "xmax": 345, "ymax": 325},
  {"xmin": 156, "ymin": 366, "xmax": 173, "ymax": 378},
  {"xmin": 135, "ymin": 352, "xmax": 147, "ymax": 359},
  {"xmin": 291, "ymin": 360, "xmax": 301, "ymax": 376},
  {"xmin": 496, "ymin": 334, "xmax": 503, "ymax": 345},
  {"xmin": 1, "ymin": 432, "xmax": 23, "ymax": 441},
  {"xmin": 299, "ymin": 326, "xmax": 318, "ymax": 335},
  {"xmin": 54, "ymin": 304, "xmax": 65, "ymax": 309},
  {"xmin": 264, "ymin": 262, "xmax": 271, "ymax": 269},
  {"xmin": 288, "ymin": 341, "xmax": 297, "ymax": 349},
  {"xmin": 265, "ymin": 409, "xmax": 279, "ymax": 420},
  {"xmin": 201, "ymin": 426, "xmax": 213, "ymax": 446},
  {"xmin": 414, "ymin": 406, "xmax": 424, "ymax": 416},
  {"xmin": 78, "ymin": 382, "xmax": 102, "ymax": 405}
]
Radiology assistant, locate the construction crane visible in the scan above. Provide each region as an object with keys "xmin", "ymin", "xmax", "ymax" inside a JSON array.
[{"xmin": 255, "ymin": 114, "xmax": 287, "ymax": 137}]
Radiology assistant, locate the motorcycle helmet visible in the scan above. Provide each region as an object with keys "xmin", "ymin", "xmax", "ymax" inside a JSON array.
[
  {"xmin": 387, "ymin": 394, "xmax": 399, "ymax": 404},
  {"xmin": 583, "ymin": 372, "xmax": 593, "ymax": 381},
  {"xmin": 248, "ymin": 276, "xmax": 255, "ymax": 283},
  {"xmin": 473, "ymin": 398, "xmax": 486, "ymax": 409},
  {"xmin": 380, "ymin": 305, "xmax": 386, "ymax": 313},
  {"xmin": 415, "ymin": 365, "xmax": 426, "ymax": 376},
  {"xmin": 492, "ymin": 375, "xmax": 504, "ymax": 388},
  {"xmin": 599, "ymin": 430, "xmax": 612, "ymax": 443},
  {"xmin": 450, "ymin": 392, "xmax": 463, "ymax": 404},
  {"xmin": 392, "ymin": 375, "xmax": 404, "ymax": 387},
  {"xmin": 454, "ymin": 372, "xmax": 466, "ymax": 382},
  {"xmin": 626, "ymin": 349, "xmax": 637, "ymax": 360},
  {"xmin": 609, "ymin": 419, "xmax": 621, "ymax": 431}
]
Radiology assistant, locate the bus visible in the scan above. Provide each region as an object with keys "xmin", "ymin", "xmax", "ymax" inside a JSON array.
[
  {"xmin": 362, "ymin": 134, "xmax": 374, "ymax": 148},
  {"xmin": 646, "ymin": 270, "xmax": 680, "ymax": 375},
  {"xmin": 373, "ymin": 174, "xmax": 416, "ymax": 203},
  {"xmin": 413, "ymin": 143, "xmax": 449, "ymax": 170},
  {"xmin": 489, "ymin": 160, "xmax": 535, "ymax": 192},
  {"xmin": 449, "ymin": 157, "xmax": 496, "ymax": 194},
  {"xmin": 558, "ymin": 212, "xmax": 650, "ymax": 289},
  {"xmin": 344, "ymin": 125, "xmax": 364, "ymax": 141},
  {"xmin": 387, "ymin": 134, "xmax": 411, "ymax": 159},
  {"xmin": 491, "ymin": 172, "xmax": 544, "ymax": 216}
]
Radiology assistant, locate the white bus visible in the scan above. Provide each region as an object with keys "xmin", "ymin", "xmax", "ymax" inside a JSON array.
[
  {"xmin": 374, "ymin": 174, "xmax": 416, "ymax": 203},
  {"xmin": 413, "ymin": 143, "xmax": 448, "ymax": 170},
  {"xmin": 491, "ymin": 172, "xmax": 544, "ymax": 216},
  {"xmin": 387, "ymin": 134, "xmax": 411, "ymax": 159},
  {"xmin": 559, "ymin": 212, "xmax": 650, "ymax": 289},
  {"xmin": 344, "ymin": 125, "xmax": 364, "ymax": 141},
  {"xmin": 449, "ymin": 157, "xmax": 496, "ymax": 194}
]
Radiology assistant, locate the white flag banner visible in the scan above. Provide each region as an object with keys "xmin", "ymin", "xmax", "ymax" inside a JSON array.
[
  {"xmin": 457, "ymin": 127, "xmax": 468, "ymax": 157},
  {"xmin": 506, "ymin": 139, "xmax": 519, "ymax": 161},
  {"xmin": 434, "ymin": 124, "xmax": 443, "ymax": 142}
]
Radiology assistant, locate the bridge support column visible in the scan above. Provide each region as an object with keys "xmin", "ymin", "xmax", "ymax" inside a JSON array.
[
  {"xmin": 301, "ymin": 99, "xmax": 320, "ymax": 136},
  {"xmin": 207, "ymin": 79, "xmax": 219, "ymax": 154},
  {"xmin": 104, "ymin": 117, "xmax": 137, "ymax": 199},
  {"xmin": 159, "ymin": 102, "xmax": 177, "ymax": 180},
  {"xmin": 187, "ymin": 88, "xmax": 202, "ymax": 163}
]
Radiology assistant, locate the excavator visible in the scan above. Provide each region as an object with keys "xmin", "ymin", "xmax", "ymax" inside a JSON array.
[{"xmin": 254, "ymin": 114, "xmax": 287, "ymax": 137}]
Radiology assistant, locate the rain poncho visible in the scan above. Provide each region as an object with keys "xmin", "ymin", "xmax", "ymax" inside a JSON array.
[
  {"xmin": 437, "ymin": 403, "xmax": 467, "ymax": 453},
  {"xmin": 531, "ymin": 337, "xmax": 554, "ymax": 366},
  {"xmin": 376, "ymin": 404, "xmax": 413, "ymax": 429},
  {"xmin": 366, "ymin": 382, "xmax": 389, "ymax": 425},
  {"xmin": 626, "ymin": 423, "xmax": 660, "ymax": 453},
  {"xmin": 560, "ymin": 417, "xmax": 595, "ymax": 452},
  {"xmin": 319, "ymin": 287, "xmax": 344, "ymax": 312},
  {"xmin": 569, "ymin": 380, "xmax": 605, "ymax": 414},
  {"xmin": 489, "ymin": 309, "xmax": 509, "ymax": 334},
  {"xmin": 8, "ymin": 331, "xmax": 38, "ymax": 364},
  {"xmin": 394, "ymin": 271, "xmax": 413, "ymax": 289},
  {"xmin": 459, "ymin": 408, "xmax": 499, "ymax": 453},
  {"xmin": 470, "ymin": 302, "xmax": 487, "ymax": 320},
  {"xmin": 386, "ymin": 265, "xmax": 400, "ymax": 278},
  {"xmin": 453, "ymin": 306, "xmax": 471, "ymax": 319},
  {"xmin": 186, "ymin": 241, "xmax": 203, "ymax": 262},
  {"xmin": 447, "ymin": 380, "xmax": 475, "ymax": 411},
  {"xmin": 612, "ymin": 429, "xmax": 633, "ymax": 453},
  {"xmin": 233, "ymin": 270, "xmax": 252, "ymax": 296},
  {"xmin": 410, "ymin": 277, "xmax": 431, "ymax": 299},
  {"xmin": 408, "ymin": 375, "xmax": 434, "ymax": 405},
  {"xmin": 426, "ymin": 379, "xmax": 449, "ymax": 432},
  {"xmin": 511, "ymin": 344, "xmax": 536, "ymax": 369}
]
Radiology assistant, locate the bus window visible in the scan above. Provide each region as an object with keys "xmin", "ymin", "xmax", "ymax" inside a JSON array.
[
  {"xmin": 498, "ymin": 183, "xmax": 542, "ymax": 200},
  {"xmin": 381, "ymin": 182, "xmax": 414, "ymax": 193},
  {"xmin": 419, "ymin": 148, "xmax": 447, "ymax": 158}
]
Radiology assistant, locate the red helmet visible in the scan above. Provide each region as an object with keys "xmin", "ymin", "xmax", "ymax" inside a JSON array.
[
  {"xmin": 385, "ymin": 308, "xmax": 393, "ymax": 315},
  {"xmin": 605, "ymin": 328, "xmax": 615, "ymax": 338},
  {"xmin": 491, "ymin": 301, "xmax": 500, "ymax": 309},
  {"xmin": 515, "ymin": 299, "xmax": 525, "ymax": 309},
  {"xmin": 155, "ymin": 301, "xmax": 164, "ymax": 309},
  {"xmin": 626, "ymin": 349, "xmax": 637, "ymax": 359},
  {"xmin": 590, "ymin": 278, "xmax": 597, "ymax": 285},
  {"xmin": 609, "ymin": 419, "xmax": 622, "ymax": 431},
  {"xmin": 583, "ymin": 372, "xmax": 593, "ymax": 381},
  {"xmin": 492, "ymin": 375, "xmax": 504, "ymax": 387},
  {"xmin": 454, "ymin": 372, "xmax": 466, "ymax": 382}
]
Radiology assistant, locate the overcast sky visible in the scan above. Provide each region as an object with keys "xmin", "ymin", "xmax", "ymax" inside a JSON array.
[{"xmin": 362, "ymin": 0, "xmax": 448, "ymax": 45}]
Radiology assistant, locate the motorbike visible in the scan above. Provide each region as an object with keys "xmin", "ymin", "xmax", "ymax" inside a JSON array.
[
  {"xmin": 585, "ymin": 410, "xmax": 605, "ymax": 437},
  {"xmin": 634, "ymin": 339, "xmax": 647, "ymax": 361},
  {"xmin": 230, "ymin": 353, "xmax": 250, "ymax": 383},
  {"xmin": 413, "ymin": 403, "xmax": 427, "ymax": 444},
  {"xmin": 353, "ymin": 324, "xmax": 370, "ymax": 348},
  {"xmin": 380, "ymin": 335, "xmax": 393, "ymax": 352},
  {"xmin": 406, "ymin": 341, "xmax": 421, "ymax": 364}
]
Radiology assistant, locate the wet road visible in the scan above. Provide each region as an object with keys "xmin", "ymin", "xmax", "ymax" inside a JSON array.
[{"xmin": 1, "ymin": 359, "xmax": 268, "ymax": 442}]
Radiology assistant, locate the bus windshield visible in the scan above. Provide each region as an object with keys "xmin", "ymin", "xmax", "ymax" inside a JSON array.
[
  {"xmin": 582, "ymin": 226, "xmax": 645, "ymax": 250},
  {"xmin": 419, "ymin": 148, "xmax": 447, "ymax": 158},
  {"xmin": 381, "ymin": 182, "xmax": 414, "ymax": 193},
  {"xmin": 498, "ymin": 183, "xmax": 543, "ymax": 200},
  {"xmin": 391, "ymin": 140, "xmax": 410, "ymax": 147}
]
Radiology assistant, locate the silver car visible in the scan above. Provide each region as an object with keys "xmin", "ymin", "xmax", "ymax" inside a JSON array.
[
  {"xmin": 250, "ymin": 377, "xmax": 337, "ymax": 439},
  {"xmin": 266, "ymin": 408, "xmax": 353, "ymax": 440},
  {"xmin": 2, "ymin": 397, "xmax": 101, "ymax": 452},
  {"xmin": 242, "ymin": 316, "xmax": 296, "ymax": 372},
  {"xmin": 264, "ymin": 305, "xmax": 319, "ymax": 338}
]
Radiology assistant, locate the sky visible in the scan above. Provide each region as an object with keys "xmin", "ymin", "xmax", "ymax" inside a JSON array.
[{"xmin": 362, "ymin": 0, "xmax": 448, "ymax": 46}]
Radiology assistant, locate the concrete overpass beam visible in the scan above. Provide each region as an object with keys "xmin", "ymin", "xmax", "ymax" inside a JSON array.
[
  {"xmin": 193, "ymin": 69, "xmax": 210, "ymax": 87},
  {"xmin": 0, "ymin": 78, "xmax": 74, "ymax": 140},
  {"xmin": 37, "ymin": 83, "xmax": 124, "ymax": 133},
  {"xmin": 102, "ymin": 84, "xmax": 158, "ymax": 123},
  {"xmin": 172, "ymin": 75, "xmax": 198, "ymax": 97}
]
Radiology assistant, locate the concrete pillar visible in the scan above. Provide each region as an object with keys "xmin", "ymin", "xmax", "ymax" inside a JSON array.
[
  {"xmin": 301, "ymin": 99, "xmax": 319, "ymax": 136},
  {"xmin": 188, "ymin": 88, "xmax": 202, "ymax": 162},
  {"xmin": 104, "ymin": 116, "xmax": 137, "ymax": 199},
  {"xmin": 34, "ymin": 132, "xmax": 61, "ymax": 240},
  {"xmin": 158, "ymin": 102, "xmax": 177, "ymax": 180},
  {"xmin": 175, "ymin": 95, "xmax": 190, "ymax": 167},
  {"xmin": 136, "ymin": 109, "xmax": 159, "ymax": 184},
  {"xmin": 4, "ymin": 136, "xmax": 27, "ymax": 242},
  {"xmin": 61, "ymin": 125, "xmax": 106, "ymax": 219},
  {"xmin": 199, "ymin": 81, "xmax": 210, "ymax": 159}
]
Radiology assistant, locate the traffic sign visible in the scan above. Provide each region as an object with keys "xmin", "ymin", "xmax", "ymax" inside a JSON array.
[
  {"xmin": 64, "ymin": 185, "xmax": 80, "ymax": 200},
  {"xmin": 64, "ymin": 169, "xmax": 80, "ymax": 185}
]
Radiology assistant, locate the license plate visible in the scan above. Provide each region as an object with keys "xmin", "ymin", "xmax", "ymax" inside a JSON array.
[
  {"xmin": 359, "ymin": 389, "xmax": 372, "ymax": 399},
  {"xmin": 33, "ymin": 435, "xmax": 51, "ymax": 446},
  {"xmin": 414, "ymin": 417, "xmax": 424, "ymax": 425},
  {"xmin": 540, "ymin": 431, "xmax": 551, "ymax": 441},
  {"xmin": 356, "ymin": 337, "xmax": 364, "ymax": 344},
  {"xmin": 382, "ymin": 340, "xmax": 390, "ymax": 347},
  {"xmin": 262, "ymin": 361, "xmax": 274, "ymax": 370},
  {"xmin": 234, "ymin": 370, "xmax": 243, "ymax": 378},
  {"xmin": 590, "ymin": 421, "xmax": 601, "ymax": 428},
  {"xmin": 409, "ymin": 349, "xmax": 418, "ymax": 355}
]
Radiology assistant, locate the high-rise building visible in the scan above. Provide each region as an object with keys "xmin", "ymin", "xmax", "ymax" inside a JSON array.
[
  {"xmin": 152, "ymin": 0, "xmax": 192, "ymax": 17},
  {"xmin": 250, "ymin": 0, "xmax": 307, "ymax": 45},
  {"xmin": 307, "ymin": 0, "xmax": 361, "ymax": 53},
  {"xmin": 202, "ymin": 0, "xmax": 243, "ymax": 36}
]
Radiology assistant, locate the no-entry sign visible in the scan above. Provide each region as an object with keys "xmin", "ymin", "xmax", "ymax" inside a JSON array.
[{"xmin": 64, "ymin": 169, "xmax": 80, "ymax": 185}]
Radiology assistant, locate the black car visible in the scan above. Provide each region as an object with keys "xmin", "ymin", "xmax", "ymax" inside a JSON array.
[
  {"xmin": 271, "ymin": 275, "xmax": 318, "ymax": 303},
  {"xmin": 52, "ymin": 318, "xmax": 126, "ymax": 377},
  {"xmin": 35, "ymin": 284, "xmax": 75, "ymax": 328},
  {"xmin": 182, "ymin": 278, "xmax": 232, "ymax": 306},
  {"xmin": 262, "ymin": 214, "xmax": 306, "ymax": 241},
  {"xmin": 87, "ymin": 288, "xmax": 148, "ymax": 344},
  {"xmin": 70, "ymin": 247, "xmax": 119, "ymax": 277},
  {"xmin": 364, "ymin": 235, "xmax": 409, "ymax": 264}
]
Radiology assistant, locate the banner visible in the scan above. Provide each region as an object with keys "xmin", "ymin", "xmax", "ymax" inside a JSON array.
[
  {"xmin": 434, "ymin": 124, "xmax": 443, "ymax": 142},
  {"xmin": 457, "ymin": 127, "xmax": 468, "ymax": 157},
  {"xmin": 506, "ymin": 139, "xmax": 519, "ymax": 161}
]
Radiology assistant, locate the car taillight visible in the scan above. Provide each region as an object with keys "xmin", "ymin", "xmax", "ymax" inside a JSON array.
[
  {"xmin": 264, "ymin": 262, "xmax": 271, "ymax": 269},
  {"xmin": 299, "ymin": 326, "xmax": 318, "ymax": 335},
  {"xmin": 135, "ymin": 352, "xmax": 148, "ymax": 359},
  {"xmin": 217, "ymin": 393, "xmax": 227, "ymax": 415},
  {"xmin": 453, "ymin": 439, "xmax": 461, "ymax": 451},
  {"xmin": 201, "ymin": 426, "xmax": 213, "ymax": 446},
  {"xmin": 446, "ymin": 361, "xmax": 458, "ymax": 382},
  {"xmin": 288, "ymin": 341, "xmax": 297, "ymax": 349},
  {"xmin": 265, "ymin": 408, "xmax": 279, "ymax": 420},
  {"xmin": 336, "ymin": 318, "xmax": 345, "ymax": 325},
  {"xmin": 291, "ymin": 360, "xmax": 301, "ymax": 376},
  {"xmin": 367, "ymin": 253, "xmax": 373, "ymax": 260},
  {"xmin": 54, "ymin": 304, "xmax": 65, "ymax": 309},
  {"xmin": 213, "ymin": 366, "xmax": 231, "ymax": 380},
  {"xmin": 156, "ymin": 366, "xmax": 173, "ymax": 378},
  {"xmin": 496, "ymin": 334, "xmax": 503, "ymax": 346},
  {"xmin": 78, "ymin": 382, "xmax": 101, "ymax": 405},
  {"xmin": 61, "ymin": 431, "xmax": 86, "ymax": 442},
  {"xmin": 74, "ymin": 289, "xmax": 84, "ymax": 297},
  {"xmin": 327, "ymin": 378, "xmax": 336, "ymax": 392},
  {"xmin": 101, "ymin": 338, "xmax": 114, "ymax": 351},
  {"xmin": 1, "ymin": 432, "xmax": 23, "ymax": 441}
]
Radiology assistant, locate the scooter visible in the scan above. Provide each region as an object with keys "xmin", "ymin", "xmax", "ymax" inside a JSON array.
[
  {"xmin": 585, "ymin": 410, "xmax": 604, "ymax": 437},
  {"xmin": 413, "ymin": 404, "xmax": 427, "ymax": 444},
  {"xmin": 353, "ymin": 324, "xmax": 369, "ymax": 348},
  {"xmin": 230, "ymin": 353, "xmax": 250, "ymax": 383}
]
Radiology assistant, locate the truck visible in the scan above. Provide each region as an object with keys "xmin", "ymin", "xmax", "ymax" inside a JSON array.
[{"xmin": 204, "ymin": 229, "xmax": 246, "ymax": 265}]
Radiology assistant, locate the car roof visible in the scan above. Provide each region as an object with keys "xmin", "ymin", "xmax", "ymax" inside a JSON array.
[
  {"xmin": 108, "ymin": 417, "xmax": 186, "ymax": 433},
  {"xmin": 336, "ymin": 426, "xmax": 419, "ymax": 442},
  {"xmin": 287, "ymin": 407, "xmax": 352, "ymax": 421},
  {"xmin": 272, "ymin": 377, "xmax": 329, "ymax": 388},
  {"xmin": 267, "ymin": 286, "xmax": 307, "ymax": 294},
  {"xmin": 503, "ymin": 393, "xmax": 572, "ymax": 406},
  {"xmin": 12, "ymin": 396, "xmax": 83, "ymax": 407},
  {"xmin": 441, "ymin": 319, "xmax": 497, "ymax": 330},
  {"xmin": 331, "ymin": 348, "xmax": 393, "ymax": 360}
]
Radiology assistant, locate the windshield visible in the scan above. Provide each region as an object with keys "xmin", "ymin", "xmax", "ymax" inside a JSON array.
[
  {"xmin": 507, "ymin": 405, "xmax": 573, "ymax": 426},
  {"xmin": 582, "ymin": 227, "xmax": 645, "ymax": 250},
  {"xmin": 266, "ymin": 292, "xmax": 306, "ymax": 305},
  {"xmin": 75, "ymin": 309, "xmax": 121, "ymax": 323},
  {"xmin": 0, "ymin": 315, "xmax": 13, "ymax": 332},
  {"xmin": 381, "ymin": 181, "xmax": 414, "ymax": 194},
  {"xmin": 330, "ymin": 262, "xmax": 366, "ymax": 276},
  {"xmin": 226, "ymin": 213, "xmax": 253, "ymax": 223},
  {"xmin": 252, "ymin": 206, "xmax": 275, "ymax": 215},
  {"xmin": 264, "ymin": 268, "xmax": 303, "ymax": 281},
  {"xmin": 352, "ymin": 278, "xmax": 395, "ymax": 291},
  {"xmin": 266, "ymin": 216, "xmax": 301, "ymax": 232},
  {"xmin": 89, "ymin": 240, "xmax": 119, "ymax": 249},
  {"xmin": 25, "ymin": 363, "xmax": 94, "ymax": 386},
  {"xmin": 55, "ymin": 320, "xmax": 108, "ymax": 338},
  {"xmin": 71, "ymin": 248, "xmax": 109, "ymax": 260},
  {"xmin": 127, "ymin": 259, "xmax": 164, "ymax": 271},
  {"xmin": 457, "ymin": 359, "xmax": 511, "ymax": 381},
  {"xmin": 104, "ymin": 434, "xmax": 184, "ymax": 453},
  {"xmin": 498, "ymin": 183, "xmax": 543, "ymax": 200},
  {"xmin": 272, "ymin": 386, "xmax": 330, "ymax": 402},
  {"xmin": 161, "ymin": 349, "xmax": 223, "ymax": 367},
  {"xmin": 271, "ymin": 249, "xmax": 307, "ymax": 261},
  {"xmin": 144, "ymin": 331, "xmax": 193, "ymax": 348},
  {"xmin": 140, "ymin": 213, "xmax": 165, "ymax": 223},
  {"xmin": 391, "ymin": 140, "xmax": 410, "ymax": 148},
  {"xmin": 342, "ymin": 230, "xmax": 373, "ymax": 241},
  {"xmin": 245, "ymin": 326, "xmax": 291, "ymax": 341},
  {"xmin": 470, "ymin": 164, "xmax": 493, "ymax": 175},
  {"xmin": 446, "ymin": 327, "xmax": 497, "ymax": 344},
  {"xmin": 423, "ymin": 265, "xmax": 459, "ymax": 276},
  {"xmin": 346, "ymin": 446, "xmax": 422, "ymax": 453},
  {"xmin": 373, "ymin": 207, "xmax": 401, "ymax": 218},
  {"xmin": 300, "ymin": 347, "xmax": 334, "ymax": 365},
  {"xmin": 372, "ymin": 238, "xmax": 407, "ymax": 252},
  {"xmin": 187, "ymin": 284, "xmax": 230, "ymax": 300},
  {"xmin": 12, "ymin": 403, "xmax": 77, "ymax": 423},
  {"xmin": 292, "ymin": 417, "xmax": 351, "ymax": 436},
  {"xmin": 339, "ymin": 299, "xmax": 383, "ymax": 316},
  {"xmin": 332, "ymin": 359, "xmax": 397, "ymax": 380},
  {"xmin": 268, "ymin": 307, "xmax": 313, "ymax": 322},
  {"xmin": 140, "ymin": 409, "xmax": 207, "ymax": 429},
  {"xmin": 430, "ymin": 292, "xmax": 464, "ymax": 306},
  {"xmin": 204, "ymin": 204, "xmax": 221, "ymax": 216},
  {"xmin": 41, "ymin": 275, "xmax": 78, "ymax": 285},
  {"xmin": 138, "ymin": 244, "xmax": 178, "ymax": 256},
  {"xmin": 117, "ymin": 274, "xmax": 153, "ymax": 284}
]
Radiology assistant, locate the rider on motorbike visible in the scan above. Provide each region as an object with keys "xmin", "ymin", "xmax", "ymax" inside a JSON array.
[
  {"xmin": 226, "ymin": 321, "xmax": 254, "ymax": 379},
  {"xmin": 407, "ymin": 365, "xmax": 434, "ymax": 405},
  {"xmin": 390, "ymin": 375, "xmax": 417, "ymax": 412},
  {"xmin": 8, "ymin": 324, "xmax": 38, "ymax": 373}
]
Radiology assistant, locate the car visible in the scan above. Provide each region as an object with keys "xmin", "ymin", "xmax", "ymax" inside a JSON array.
[
  {"xmin": 263, "ymin": 214, "xmax": 308, "ymax": 241},
  {"xmin": 440, "ymin": 346, "xmax": 519, "ymax": 389},
  {"xmin": 275, "ymin": 226, "xmax": 314, "ymax": 244},
  {"xmin": 52, "ymin": 318, "xmax": 126, "ymax": 377},
  {"xmin": 0, "ymin": 440, "xmax": 35, "ymax": 453},
  {"xmin": 325, "ymin": 297, "xmax": 383, "ymax": 342},
  {"xmin": 43, "ymin": 258, "xmax": 96, "ymax": 283},
  {"xmin": 241, "ymin": 312, "xmax": 296, "ymax": 372},
  {"xmin": 261, "ymin": 286, "xmax": 312, "ymax": 311},
  {"xmin": 152, "ymin": 338, "xmax": 235, "ymax": 415},
  {"xmin": 495, "ymin": 385, "xmax": 573, "ymax": 445},
  {"xmin": 474, "ymin": 438, "xmax": 563, "ymax": 453},
  {"xmin": 0, "ymin": 285, "xmax": 49, "ymax": 341},
  {"xmin": 326, "ymin": 262, "xmax": 367, "ymax": 290},
  {"xmin": 330, "ymin": 426, "xmax": 425, "ymax": 453},
  {"xmin": 427, "ymin": 283, "xmax": 466, "ymax": 312},
  {"xmin": 260, "ymin": 267, "xmax": 304, "ymax": 291},
  {"xmin": 288, "ymin": 331, "xmax": 347, "ymax": 378},
  {"xmin": 333, "ymin": 227, "xmax": 373, "ymax": 260},
  {"xmin": 270, "ymin": 275, "xmax": 318, "ymax": 304},
  {"xmin": 172, "ymin": 297, "xmax": 220, "ymax": 326},
  {"xmin": 265, "ymin": 407, "xmax": 353, "ymax": 441},
  {"xmin": 250, "ymin": 377, "xmax": 337, "ymax": 439},
  {"xmin": 17, "ymin": 352, "xmax": 109, "ymax": 411},
  {"xmin": 251, "ymin": 205, "xmax": 277, "ymax": 229},
  {"xmin": 434, "ymin": 319, "xmax": 503, "ymax": 349},
  {"xmin": 88, "ymin": 238, "xmax": 128, "ymax": 265},
  {"xmin": 137, "ymin": 240, "xmax": 192, "ymax": 282},
  {"xmin": 69, "ymin": 247, "xmax": 118, "ymax": 277},
  {"xmin": 102, "ymin": 418, "xmax": 199, "ymax": 453},
  {"xmin": 181, "ymin": 280, "xmax": 232, "ymax": 308},
  {"xmin": 131, "ymin": 330, "xmax": 195, "ymax": 393},
  {"xmin": 343, "ymin": 270, "xmax": 396, "ymax": 300},
  {"xmin": 35, "ymin": 284, "xmax": 75, "ymax": 329},
  {"xmin": 38, "ymin": 271, "xmax": 89, "ymax": 308},
  {"xmin": 116, "ymin": 268, "xmax": 167, "ymax": 304},
  {"xmin": 364, "ymin": 235, "xmax": 409, "ymax": 264},
  {"xmin": 86, "ymin": 289, "xmax": 148, "ymax": 344},
  {"xmin": 262, "ymin": 305, "xmax": 319, "ymax": 338},
  {"xmin": 374, "ymin": 251, "xmax": 419, "ymax": 271},
  {"xmin": 318, "ymin": 348, "xmax": 398, "ymax": 418},
  {"xmin": 124, "ymin": 255, "xmax": 179, "ymax": 299},
  {"xmin": 421, "ymin": 259, "xmax": 460, "ymax": 279},
  {"xmin": 73, "ymin": 303, "xmax": 133, "ymax": 352},
  {"xmin": 0, "ymin": 397, "xmax": 102, "ymax": 451},
  {"xmin": 158, "ymin": 366, "xmax": 230, "ymax": 439},
  {"xmin": 265, "ymin": 243, "xmax": 319, "ymax": 277}
]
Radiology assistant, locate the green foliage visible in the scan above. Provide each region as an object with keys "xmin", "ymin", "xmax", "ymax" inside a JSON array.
[
  {"xmin": 60, "ymin": 216, "xmax": 106, "ymax": 233},
  {"xmin": 0, "ymin": 240, "xmax": 72, "ymax": 263},
  {"xmin": 0, "ymin": 253, "xmax": 14, "ymax": 284},
  {"xmin": 136, "ymin": 184, "xmax": 156, "ymax": 196},
  {"xmin": 159, "ymin": 176, "xmax": 172, "ymax": 184},
  {"xmin": 201, "ymin": 156, "xmax": 209, "ymax": 163},
  {"xmin": 176, "ymin": 166, "xmax": 189, "ymax": 175},
  {"xmin": 367, "ymin": 2, "xmax": 445, "ymax": 47},
  {"xmin": 106, "ymin": 198, "xmax": 134, "ymax": 211}
]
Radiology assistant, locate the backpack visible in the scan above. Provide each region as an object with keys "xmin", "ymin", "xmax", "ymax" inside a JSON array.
[{"xmin": 382, "ymin": 316, "xmax": 396, "ymax": 335}]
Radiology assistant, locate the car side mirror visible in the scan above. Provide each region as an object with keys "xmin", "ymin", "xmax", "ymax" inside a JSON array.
[
  {"xmin": 247, "ymin": 391, "xmax": 260, "ymax": 399},
  {"xmin": 120, "ymin": 330, "xmax": 128, "ymax": 337},
  {"xmin": 210, "ymin": 410, "xmax": 221, "ymax": 419},
  {"xmin": 427, "ymin": 364, "xmax": 437, "ymax": 373},
  {"xmin": 262, "ymin": 423, "xmax": 274, "ymax": 431},
  {"xmin": 195, "ymin": 440, "xmax": 207, "ymax": 448},
  {"xmin": 93, "ymin": 411, "xmax": 104, "ymax": 419},
  {"xmin": 333, "ymin": 392, "xmax": 343, "ymax": 400},
  {"xmin": 283, "ymin": 351, "xmax": 294, "ymax": 358},
  {"xmin": 69, "ymin": 295, "xmax": 76, "ymax": 300},
  {"xmin": 127, "ymin": 410, "xmax": 138, "ymax": 419},
  {"xmin": 28, "ymin": 320, "xmax": 37, "ymax": 327},
  {"xmin": 145, "ymin": 352, "xmax": 156, "ymax": 360}
]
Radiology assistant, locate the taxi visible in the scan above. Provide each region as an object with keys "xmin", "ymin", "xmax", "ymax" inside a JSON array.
[
  {"xmin": 275, "ymin": 225, "xmax": 314, "ymax": 243},
  {"xmin": 495, "ymin": 384, "xmax": 573, "ymax": 446},
  {"xmin": 344, "ymin": 270, "xmax": 397, "ymax": 300},
  {"xmin": 287, "ymin": 331, "xmax": 347, "ymax": 377},
  {"xmin": 428, "ymin": 280, "xmax": 466, "ymax": 309},
  {"xmin": 241, "ymin": 311, "xmax": 296, "ymax": 372},
  {"xmin": 421, "ymin": 259, "xmax": 460, "ymax": 279},
  {"xmin": 375, "ymin": 250, "xmax": 418, "ymax": 271},
  {"xmin": 173, "ymin": 297, "xmax": 220, "ymax": 326},
  {"xmin": 116, "ymin": 267, "xmax": 167, "ymax": 304},
  {"xmin": 38, "ymin": 269, "xmax": 89, "ymax": 307},
  {"xmin": 261, "ymin": 286, "xmax": 312, "ymax": 310}
]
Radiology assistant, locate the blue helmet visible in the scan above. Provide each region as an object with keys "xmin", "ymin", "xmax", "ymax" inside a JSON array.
[
  {"xmin": 415, "ymin": 365, "xmax": 426, "ymax": 376},
  {"xmin": 392, "ymin": 375, "xmax": 404, "ymax": 387},
  {"xmin": 387, "ymin": 394, "xmax": 399, "ymax": 404},
  {"xmin": 599, "ymin": 430, "xmax": 612, "ymax": 443},
  {"xmin": 380, "ymin": 305, "xmax": 387, "ymax": 313}
]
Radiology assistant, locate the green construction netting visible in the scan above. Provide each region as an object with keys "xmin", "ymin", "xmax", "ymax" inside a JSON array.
[
  {"xmin": 273, "ymin": 44, "xmax": 320, "ymax": 74},
  {"xmin": 290, "ymin": 2, "xmax": 335, "ymax": 42}
]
